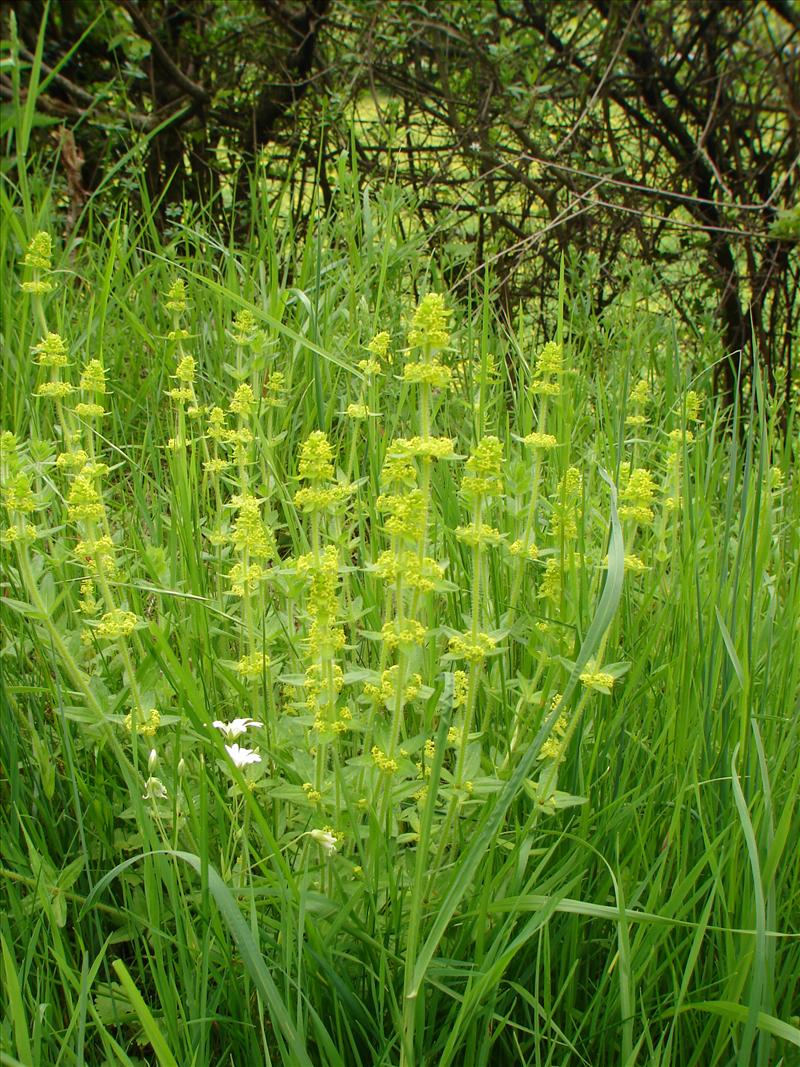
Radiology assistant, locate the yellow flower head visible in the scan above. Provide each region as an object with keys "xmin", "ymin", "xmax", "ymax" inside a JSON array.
[
  {"xmin": 66, "ymin": 474, "xmax": 105, "ymax": 523},
  {"xmin": 232, "ymin": 310, "xmax": 257, "ymax": 345},
  {"xmin": 685, "ymin": 391, "xmax": 701, "ymax": 422},
  {"xmin": 3, "ymin": 472, "xmax": 37, "ymax": 514},
  {"xmin": 95, "ymin": 609, "xmax": 140, "ymax": 639},
  {"xmin": 536, "ymin": 341, "xmax": 564, "ymax": 376},
  {"xmin": 23, "ymin": 232, "xmax": 52, "ymax": 271},
  {"xmin": 629, "ymin": 379, "xmax": 649, "ymax": 406},
  {"xmin": 229, "ymin": 383, "xmax": 256, "ymax": 417},
  {"xmin": 230, "ymin": 495, "xmax": 276, "ymax": 560},
  {"xmin": 408, "ymin": 293, "xmax": 450, "ymax": 350},
  {"xmin": 366, "ymin": 331, "xmax": 391, "ymax": 361},
  {"xmin": 37, "ymin": 381, "xmax": 74, "ymax": 399},
  {"xmin": 448, "ymin": 631, "xmax": 496, "ymax": 663},
  {"xmin": 523, "ymin": 432, "xmax": 558, "ymax": 450},
  {"xmin": 165, "ymin": 279, "xmax": 187, "ymax": 313},
  {"xmin": 298, "ymin": 430, "xmax": 334, "ymax": 482},
  {"xmin": 175, "ymin": 356, "xmax": 196, "ymax": 384},
  {"xmin": 80, "ymin": 360, "xmax": 107, "ymax": 393},
  {"xmin": 33, "ymin": 332, "xmax": 68, "ymax": 368},
  {"xmin": 461, "ymin": 436, "xmax": 503, "ymax": 499}
]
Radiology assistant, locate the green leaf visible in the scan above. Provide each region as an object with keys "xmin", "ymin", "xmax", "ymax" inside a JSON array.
[
  {"xmin": 674, "ymin": 1001, "xmax": 800, "ymax": 1047},
  {"xmin": 84, "ymin": 850, "xmax": 316, "ymax": 1067},
  {"xmin": 110, "ymin": 961, "xmax": 179, "ymax": 1067},
  {"xmin": 1, "ymin": 932, "xmax": 33, "ymax": 1066}
]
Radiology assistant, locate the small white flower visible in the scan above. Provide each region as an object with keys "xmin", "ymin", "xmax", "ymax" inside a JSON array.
[
  {"xmin": 142, "ymin": 776, "xmax": 168, "ymax": 800},
  {"xmin": 212, "ymin": 717, "xmax": 263, "ymax": 740},
  {"xmin": 225, "ymin": 743, "xmax": 262, "ymax": 768},
  {"xmin": 309, "ymin": 828, "xmax": 338, "ymax": 856}
]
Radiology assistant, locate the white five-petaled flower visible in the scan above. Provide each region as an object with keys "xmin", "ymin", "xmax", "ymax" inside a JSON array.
[
  {"xmin": 225, "ymin": 743, "xmax": 262, "ymax": 768},
  {"xmin": 309, "ymin": 828, "xmax": 338, "ymax": 856},
  {"xmin": 212, "ymin": 717, "xmax": 263, "ymax": 740},
  {"xmin": 142, "ymin": 776, "xmax": 168, "ymax": 800}
]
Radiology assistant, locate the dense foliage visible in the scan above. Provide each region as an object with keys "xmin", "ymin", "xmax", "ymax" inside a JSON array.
[{"xmin": 1, "ymin": 4, "xmax": 799, "ymax": 1066}]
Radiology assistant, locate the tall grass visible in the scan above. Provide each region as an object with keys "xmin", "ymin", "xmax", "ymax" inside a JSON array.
[{"xmin": 1, "ymin": 145, "xmax": 798, "ymax": 1067}]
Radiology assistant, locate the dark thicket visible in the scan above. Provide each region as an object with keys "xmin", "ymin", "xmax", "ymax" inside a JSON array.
[{"xmin": 3, "ymin": 0, "xmax": 798, "ymax": 405}]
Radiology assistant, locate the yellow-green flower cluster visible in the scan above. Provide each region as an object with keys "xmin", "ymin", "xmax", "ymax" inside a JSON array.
[
  {"xmin": 294, "ymin": 431, "xmax": 350, "ymax": 513},
  {"xmin": 539, "ymin": 712, "xmax": 569, "ymax": 762},
  {"xmin": 236, "ymin": 651, "xmax": 271, "ymax": 677},
  {"xmin": 75, "ymin": 535, "xmax": 114, "ymax": 559},
  {"xmin": 0, "ymin": 430, "xmax": 17, "ymax": 459},
  {"xmin": 37, "ymin": 381, "xmax": 75, "ymax": 399},
  {"xmin": 207, "ymin": 406, "xmax": 227, "ymax": 442},
  {"xmin": 3, "ymin": 472, "xmax": 37, "ymax": 514},
  {"xmin": 33, "ymin": 331, "xmax": 75, "ymax": 400},
  {"xmin": 364, "ymin": 665, "xmax": 422, "ymax": 707},
  {"xmin": 455, "ymin": 522, "xmax": 504, "ymax": 547},
  {"xmin": 229, "ymin": 494, "xmax": 276, "ymax": 561},
  {"xmin": 531, "ymin": 341, "xmax": 564, "ymax": 395},
  {"xmin": 77, "ymin": 578, "xmax": 97, "ymax": 613},
  {"xmin": 228, "ymin": 562, "xmax": 266, "ymax": 597},
  {"xmin": 304, "ymin": 661, "xmax": 345, "ymax": 727},
  {"xmin": 381, "ymin": 618, "xmax": 427, "ymax": 650},
  {"xmin": 381, "ymin": 451, "xmax": 417, "ymax": 488},
  {"xmin": 391, "ymin": 435, "xmax": 456, "ymax": 460},
  {"xmin": 167, "ymin": 354, "xmax": 197, "ymax": 405},
  {"xmin": 449, "ymin": 631, "xmax": 496, "ymax": 663},
  {"xmin": 408, "ymin": 293, "xmax": 450, "ymax": 350},
  {"xmin": 74, "ymin": 402, "xmax": 106, "ymax": 420},
  {"xmin": 23, "ymin": 232, "xmax": 52, "ymax": 270},
  {"xmin": 298, "ymin": 430, "xmax": 334, "ymax": 481},
  {"xmin": 367, "ymin": 330, "xmax": 391, "ymax": 360},
  {"xmin": 461, "ymin": 436, "xmax": 503, "ymax": 501},
  {"xmin": 359, "ymin": 331, "xmax": 391, "ymax": 375},
  {"xmin": 124, "ymin": 707, "xmax": 161, "ymax": 736},
  {"xmin": 376, "ymin": 488, "xmax": 426, "ymax": 542},
  {"xmin": 579, "ymin": 666, "xmax": 615, "ymax": 693},
  {"xmin": 75, "ymin": 359, "xmax": 108, "ymax": 420},
  {"xmin": 164, "ymin": 279, "xmax": 188, "ymax": 313},
  {"xmin": 667, "ymin": 428, "xmax": 693, "ymax": 447},
  {"xmin": 33, "ymin": 333, "xmax": 68, "ymax": 368},
  {"xmin": 618, "ymin": 467, "xmax": 657, "ymax": 524},
  {"xmin": 509, "ymin": 538, "xmax": 538, "ymax": 560},
  {"xmin": 302, "ymin": 545, "xmax": 345, "ymax": 656},
  {"xmin": 626, "ymin": 379, "xmax": 650, "ymax": 427},
  {"xmin": 538, "ymin": 558, "xmax": 561, "ymax": 603},
  {"xmin": 231, "ymin": 309, "xmax": 258, "ymax": 346},
  {"xmin": 371, "ymin": 745, "xmax": 399, "ymax": 773},
  {"xmin": 21, "ymin": 232, "xmax": 55, "ymax": 293},
  {"xmin": 664, "ymin": 430, "xmax": 693, "ymax": 511},
  {"xmin": 551, "ymin": 466, "xmax": 582, "ymax": 540},
  {"xmin": 452, "ymin": 670, "xmax": 469, "ymax": 707},
  {"xmin": 264, "ymin": 372, "xmax": 286, "ymax": 408},
  {"xmin": 66, "ymin": 473, "xmax": 106, "ymax": 523},
  {"xmin": 301, "ymin": 781, "xmax": 322, "ymax": 803},
  {"xmin": 1, "ymin": 522, "xmax": 37, "ymax": 545},
  {"xmin": 403, "ymin": 360, "xmax": 452, "ymax": 389},
  {"xmin": 229, "ymin": 383, "xmax": 256, "ymax": 417},
  {"xmin": 95, "ymin": 609, "xmax": 140, "ymax": 639},
  {"xmin": 374, "ymin": 549, "xmax": 443, "ymax": 591},
  {"xmin": 404, "ymin": 294, "xmax": 451, "ymax": 388},
  {"xmin": 523, "ymin": 431, "xmax": 558, "ymax": 450},
  {"xmin": 685, "ymin": 390, "xmax": 701, "ymax": 422}
]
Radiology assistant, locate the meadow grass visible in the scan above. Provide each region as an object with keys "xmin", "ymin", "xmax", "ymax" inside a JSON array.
[{"xmin": 1, "ymin": 161, "xmax": 798, "ymax": 1067}]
